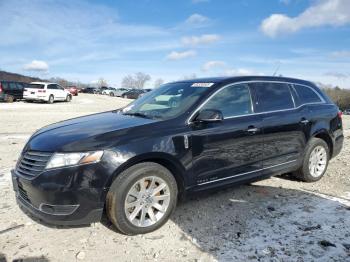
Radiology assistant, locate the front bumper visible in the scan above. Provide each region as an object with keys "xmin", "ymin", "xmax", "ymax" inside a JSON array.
[{"xmin": 11, "ymin": 158, "xmax": 114, "ymax": 226}]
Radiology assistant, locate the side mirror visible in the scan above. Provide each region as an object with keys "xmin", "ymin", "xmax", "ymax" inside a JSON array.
[{"xmin": 195, "ymin": 109, "xmax": 223, "ymax": 122}]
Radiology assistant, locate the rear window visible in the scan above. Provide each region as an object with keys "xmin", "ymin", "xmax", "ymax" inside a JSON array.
[
  {"xmin": 29, "ymin": 84, "xmax": 45, "ymax": 89},
  {"xmin": 251, "ymin": 82, "xmax": 294, "ymax": 112},
  {"xmin": 293, "ymin": 84, "xmax": 322, "ymax": 104}
]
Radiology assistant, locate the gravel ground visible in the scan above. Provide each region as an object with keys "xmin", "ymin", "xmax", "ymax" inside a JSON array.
[{"xmin": 0, "ymin": 94, "xmax": 349, "ymax": 262}]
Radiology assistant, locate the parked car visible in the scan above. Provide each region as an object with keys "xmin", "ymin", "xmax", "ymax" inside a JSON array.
[
  {"xmin": 343, "ymin": 109, "xmax": 350, "ymax": 115},
  {"xmin": 23, "ymin": 82, "xmax": 72, "ymax": 103},
  {"xmin": 106, "ymin": 88, "xmax": 130, "ymax": 97},
  {"xmin": 65, "ymin": 86, "xmax": 78, "ymax": 96},
  {"xmin": 80, "ymin": 87, "xmax": 97, "ymax": 94},
  {"xmin": 12, "ymin": 76, "xmax": 343, "ymax": 235},
  {"xmin": 94, "ymin": 86, "xmax": 109, "ymax": 95},
  {"xmin": 102, "ymin": 87, "xmax": 116, "ymax": 95},
  {"xmin": 0, "ymin": 80, "xmax": 27, "ymax": 102},
  {"xmin": 122, "ymin": 89, "xmax": 145, "ymax": 99}
]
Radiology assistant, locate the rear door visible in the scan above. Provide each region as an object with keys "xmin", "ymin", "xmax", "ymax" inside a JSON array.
[
  {"xmin": 191, "ymin": 83, "xmax": 264, "ymax": 186},
  {"xmin": 250, "ymin": 82, "xmax": 307, "ymax": 167}
]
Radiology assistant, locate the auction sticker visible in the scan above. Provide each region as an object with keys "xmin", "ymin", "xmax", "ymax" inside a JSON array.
[{"xmin": 191, "ymin": 83, "xmax": 214, "ymax": 87}]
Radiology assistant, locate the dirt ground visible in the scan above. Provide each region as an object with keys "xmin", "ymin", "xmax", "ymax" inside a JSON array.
[{"xmin": 0, "ymin": 94, "xmax": 349, "ymax": 262}]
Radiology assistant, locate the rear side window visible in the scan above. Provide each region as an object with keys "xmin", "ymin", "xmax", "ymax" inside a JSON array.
[
  {"xmin": 29, "ymin": 84, "xmax": 45, "ymax": 89},
  {"xmin": 1, "ymin": 82, "xmax": 9, "ymax": 90},
  {"xmin": 9, "ymin": 82, "xmax": 17, "ymax": 90},
  {"xmin": 293, "ymin": 84, "xmax": 322, "ymax": 104},
  {"xmin": 202, "ymin": 84, "xmax": 253, "ymax": 118},
  {"xmin": 251, "ymin": 82, "xmax": 294, "ymax": 112},
  {"xmin": 48, "ymin": 84, "xmax": 57, "ymax": 89}
]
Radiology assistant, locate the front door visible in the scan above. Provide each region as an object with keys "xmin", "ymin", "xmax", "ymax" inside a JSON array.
[{"xmin": 190, "ymin": 83, "xmax": 264, "ymax": 186}]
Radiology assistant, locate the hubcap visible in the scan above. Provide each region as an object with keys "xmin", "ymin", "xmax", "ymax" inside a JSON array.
[
  {"xmin": 124, "ymin": 176, "xmax": 170, "ymax": 227},
  {"xmin": 308, "ymin": 146, "xmax": 327, "ymax": 177}
]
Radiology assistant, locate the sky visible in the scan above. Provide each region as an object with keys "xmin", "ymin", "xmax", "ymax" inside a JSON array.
[{"xmin": 0, "ymin": 0, "xmax": 350, "ymax": 88}]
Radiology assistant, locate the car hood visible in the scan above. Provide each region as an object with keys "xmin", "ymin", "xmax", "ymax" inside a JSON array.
[{"xmin": 26, "ymin": 111, "xmax": 157, "ymax": 152}]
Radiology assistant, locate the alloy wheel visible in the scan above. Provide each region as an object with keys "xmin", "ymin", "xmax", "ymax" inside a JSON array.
[
  {"xmin": 124, "ymin": 176, "xmax": 171, "ymax": 227},
  {"xmin": 308, "ymin": 145, "xmax": 327, "ymax": 177}
]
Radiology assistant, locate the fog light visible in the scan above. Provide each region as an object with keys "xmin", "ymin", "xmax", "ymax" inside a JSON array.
[{"xmin": 39, "ymin": 203, "xmax": 79, "ymax": 215}]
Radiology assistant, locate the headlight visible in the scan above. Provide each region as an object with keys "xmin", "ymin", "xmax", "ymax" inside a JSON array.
[{"xmin": 45, "ymin": 151, "xmax": 104, "ymax": 169}]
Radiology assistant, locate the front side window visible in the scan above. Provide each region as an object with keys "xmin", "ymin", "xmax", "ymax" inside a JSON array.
[
  {"xmin": 122, "ymin": 82, "xmax": 211, "ymax": 120},
  {"xmin": 294, "ymin": 84, "xmax": 322, "ymax": 104},
  {"xmin": 251, "ymin": 82, "xmax": 294, "ymax": 112},
  {"xmin": 201, "ymin": 84, "xmax": 253, "ymax": 118}
]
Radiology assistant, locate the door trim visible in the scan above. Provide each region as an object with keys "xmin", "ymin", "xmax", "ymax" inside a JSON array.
[{"xmin": 197, "ymin": 159, "xmax": 297, "ymax": 186}]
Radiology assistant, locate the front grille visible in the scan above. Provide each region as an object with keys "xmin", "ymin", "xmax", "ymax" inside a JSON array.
[{"xmin": 16, "ymin": 151, "xmax": 53, "ymax": 179}]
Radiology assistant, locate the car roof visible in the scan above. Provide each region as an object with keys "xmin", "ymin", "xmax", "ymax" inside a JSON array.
[{"xmin": 171, "ymin": 76, "xmax": 315, "ymax": 87}]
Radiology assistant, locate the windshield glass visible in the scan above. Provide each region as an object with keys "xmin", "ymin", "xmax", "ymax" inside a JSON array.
[
  {"xmin": 121, "ymin": 82, "xmax": 211, "ymax": 120},
  {"xmin": 29, "ymin": 84, "xmax": 45, "ymax": 89}
]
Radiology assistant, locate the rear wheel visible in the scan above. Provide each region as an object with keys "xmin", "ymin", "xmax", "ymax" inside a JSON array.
[
  {"xmin": 110, "ymin": 92, "xmax": 114, "ymax": 97},
  {"xmin": 292, "ymin": 138, "xmax": 329, "ymax": 182},
  {"xmin": 5, "ymin": 95, "xmax": 14, "ymax": 103},
  {"xmin": 106, "ymin": 162, "xmax": 178, "ymax": 235},
  {"xmin": 48, "ymin": 95, "xmax": 54, "ymax": 104}
]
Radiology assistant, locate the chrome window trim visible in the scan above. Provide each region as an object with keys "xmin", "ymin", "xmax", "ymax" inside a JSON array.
[
  {"xmin": 197, "ymin": 159, "xmax": 297, "ymax": 186},
  {"xmin": 187, "ymin": 80, "xmax": 327, "ymax": 124}
]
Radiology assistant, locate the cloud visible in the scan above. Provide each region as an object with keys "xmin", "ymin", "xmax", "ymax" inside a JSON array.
[
  {"xmin": 330, "ymin": 50, "xmax": 350, "ymax": 58},
  {"xmin": 201, "ymin": 61, "xmax": 226, "ymax": 72},
  {"xmin": 224, "ymin": 68, "xmax": 261, "ymax": 76},
  {"xmin": 185, "ymin": 13, "xmax": 210, "ymax": 27},
  {"xmin": 23, "ymin": 60, "xmax": 49, "ymax": 71},
  {"xmin": 261, "ymin": 0, "xmax": 350, "ymax": 37},
  {"xmin": 166, "ymin": 50, "xmax": 197, "ymax": 60},
  {"xmin": 324, "ymin": 72, "xmax": 349, "ymax": 79},
  {"xmin": 182, "ymin": 34, "xmax": 220, "ymax": 46}
]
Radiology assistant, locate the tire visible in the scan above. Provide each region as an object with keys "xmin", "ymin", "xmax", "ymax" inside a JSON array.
[
  {"xmin": 110, "ymin": 92, "xmax": 114, "ymax": 97},
  {"xmin": 66, "ymin": 95, "xmax": 72, "ymax": 102},
  {"xmin": 106, "ymin": 162, "xmax": 178, "ymax": 235},
  {"xmin": 292, "ymin": 137, "xmax": 329, "ymax": 182},
  {"xmin": 5, "ymin": 95, "xmax": 14, "ymax": 103},
  {"xmin": 48, "ymin": 95, "xmax": 54, "ymax": 104}
]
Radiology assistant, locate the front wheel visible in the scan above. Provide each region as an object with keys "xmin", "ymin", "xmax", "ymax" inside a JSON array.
[
  {"xmin": 106, "ymin": 162, "xmax": 178, "ymax": 235},
  {"xmin": 292, "ymin": 138, "xmax": 329, "ymax": 182},
  {"xmin": 66, "ymin": 95, "xmax": 72, "ymax": 102}
]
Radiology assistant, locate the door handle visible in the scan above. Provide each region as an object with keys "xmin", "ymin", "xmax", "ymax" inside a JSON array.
[
  {"xmin": 300, "ymin": 119, "xmax": 309, "ymax": 124},
  {"xmin": 247, "ymin": 127, "xmax": 260, "ymax": 133}
]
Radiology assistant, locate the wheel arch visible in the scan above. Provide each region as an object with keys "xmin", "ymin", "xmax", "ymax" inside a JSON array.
[
  {"xmin": 312, "ymin": 130, "xmax": 333, "ymax": 158},
  {"xmin": 106, "ymin": 152, "xmax": 187, "ymax": 197}
]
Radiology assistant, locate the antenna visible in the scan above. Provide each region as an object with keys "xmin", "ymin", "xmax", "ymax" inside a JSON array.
[{"xmin": 272, "ymin": 61, "xmax": 281, "ymax": 76}]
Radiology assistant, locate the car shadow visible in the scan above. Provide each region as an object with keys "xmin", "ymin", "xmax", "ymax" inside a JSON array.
[{"xmin": 170, "ymin": 184, "xmax": 350, "ymax": 261}]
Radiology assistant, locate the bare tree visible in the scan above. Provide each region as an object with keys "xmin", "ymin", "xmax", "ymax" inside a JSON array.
[
  {"xmin": 154, "ymin": 78, "xmax": 164, "ymax": 88},
  {"xmin": 122, "ymin": 75, "xmax": 135, "ymax": 89},
  {"xmin": 134, "ymin": 72, "xmax": 151, "ymax": 89},
  {"xmin": 121, "ymin": 72, "xmax": 151, "ymax": 89},
  {"xmin": 97, "ymin": 78, "xmax": 108, "ymax": 88},
  {"xmin": 180, "ymin": 73, "xmax": 197, "ymax": 80}
]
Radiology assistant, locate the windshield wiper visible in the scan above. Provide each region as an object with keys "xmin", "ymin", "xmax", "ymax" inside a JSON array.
[{"xmin": 123, "ymin": 112, "xmax": 151, "ymax": 119}]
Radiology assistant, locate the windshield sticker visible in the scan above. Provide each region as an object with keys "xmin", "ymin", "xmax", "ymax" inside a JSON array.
[{"xmin": 191, "ymin": 83, "xmax": 214, "ymax": 87}]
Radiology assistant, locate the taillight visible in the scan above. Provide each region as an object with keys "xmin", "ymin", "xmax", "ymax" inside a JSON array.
[
  {"xmin": 0, "ymin": 83, "xmax": 2, "ymax": 93},
  {"xmin": 338, "ymin": 111, "xmax": 342, "ymax": 119}
]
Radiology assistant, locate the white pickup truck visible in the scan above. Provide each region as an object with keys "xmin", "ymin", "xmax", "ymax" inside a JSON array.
[{"xmin": 23, "ymin": 82, "xmax": 72, "ymax": 103}]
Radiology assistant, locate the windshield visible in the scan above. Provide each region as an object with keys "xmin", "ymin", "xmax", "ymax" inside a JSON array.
[
  {"xmin": 29, "ymin": 84, "xmax": 45, "ymax": 89},
  {"xmin": 121, "ymin": 82, "xmax": 211, "ymax": 120}
]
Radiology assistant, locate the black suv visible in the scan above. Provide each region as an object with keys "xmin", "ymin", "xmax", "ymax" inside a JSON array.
[
  {"xmin": 0, "ymin": 80, "xmax": 27, "ymax": 101},
  {"xmin": 12, "ymin": 76, "xmax": 343, "ymax": 235}
]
